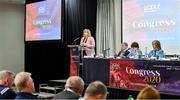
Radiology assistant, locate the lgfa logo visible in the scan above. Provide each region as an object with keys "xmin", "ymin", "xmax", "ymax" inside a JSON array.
[
  {"xmin": 111, "ymin": 63, "xmax": 120, "ymax": 68},
  {"xmin": 143, "ymin": 2, "xmax": 160, "ymax": 13}
]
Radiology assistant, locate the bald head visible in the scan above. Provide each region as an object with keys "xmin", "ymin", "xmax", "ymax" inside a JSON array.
[
  {"xmin": 84, "ymin": 81, "xmax": 108, "ymax": 100},
  {"xmin": 65, "ymin": 76, "xmax": 84, "ymax": 95}
]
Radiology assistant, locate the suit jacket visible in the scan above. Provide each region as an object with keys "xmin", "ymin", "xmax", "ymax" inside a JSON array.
[
  {"xmin": 0, "ymin": 85, "xmax": 16, "ymax": 99},
  {"xmin": 80, "ymin": 36, "xmax": 95, "ymax": 56},
  {"xmin": 53, "ymin": 90, "xmax": 80, "ymax": 99},
  {"xmin": 15, "ymin": 92, "xmax": 38, "ymax": 99},
  {"xmin": 117, "ymin": 49, "xmax": 130, "ymax": 57}
]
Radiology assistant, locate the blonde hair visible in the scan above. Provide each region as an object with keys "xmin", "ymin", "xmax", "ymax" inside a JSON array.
[
  {"xmin": 83, "ymin": 29, "xmax": 91, "ymax": 37},
  {"xmin": 0, "ymin": 70, "xmax": 15, "ymax": 80},
  {"xmin": 137, "ymin": 86, "xmax": 160, "ymax": 100},
  {"xmin": 14, "ymin": 72, "xmax": 31, "ymax": 91}
]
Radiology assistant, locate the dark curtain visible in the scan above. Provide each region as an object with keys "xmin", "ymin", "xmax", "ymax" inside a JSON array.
[
  {"xmin": 64, "ymin": 0, "xmax": 97, "ymax": 44},
  {"xmin": 25, "ymin": 0, "xmax": 97, "ymax": 91}
]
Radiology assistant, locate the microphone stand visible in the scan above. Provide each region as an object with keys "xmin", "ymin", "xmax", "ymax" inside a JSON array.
[{"xmin": 102, "ymin": 48, "xmax": 110, "ymax": 58}]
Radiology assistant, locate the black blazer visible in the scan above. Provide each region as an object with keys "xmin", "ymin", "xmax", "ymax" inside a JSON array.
[
  {"xmin": 117, "ymin": 49, "xmax": 130, "ymax": 57},
  {"xmin": 0, "ymin": 86, "xmax": 16, "ymax": 99},
  {"xmin": 53, "ymin": 90, "xmax": 80, "ymax": 99},
  {"xmin": 15, "ymin": 92, "xmax": 38, "ymax": 99}
]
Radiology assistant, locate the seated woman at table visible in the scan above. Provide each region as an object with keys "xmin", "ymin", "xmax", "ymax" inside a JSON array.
[
  {"xmin": 148, "ymin": 40, "xmax": 165, "ymax": 58},
  {"xmin": 128, "ymin": 42, "xmax": 142, "ymax": 59}
]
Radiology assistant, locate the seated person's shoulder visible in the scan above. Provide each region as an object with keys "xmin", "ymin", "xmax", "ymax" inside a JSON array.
[
  {"xmin": 15, "ymin": 92, "xmax": 37, "ymax": 99},
  {"xmin": 149, "ymin": 50, "xmax": 154, "ymax": 53},
  {"xmin": 159, "ymin": 49, "xmax": 164, "ymax": 52},
  {"xmin": 0, "ymin": 87, "xmax": 16, "ymax": 99},
  {"xmin": 124, "ymin": 49, "xmax": 130, "ymax": 55},
  {"xmin": 54, "ymin": 90, "xmax": 80, "ymax": 99}
]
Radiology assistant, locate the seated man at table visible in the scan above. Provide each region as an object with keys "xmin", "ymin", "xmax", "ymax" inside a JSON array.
[
  {"xmin": 117, "ymin": 42, "xmax": 130, "ymax": 58},
  {"xmin": 53, "ymin": 76, "xmax": 84, "ymax": 99},
  {"xmin": 83, "ymin": 81, "xmax": 108, "ymax": 100}
]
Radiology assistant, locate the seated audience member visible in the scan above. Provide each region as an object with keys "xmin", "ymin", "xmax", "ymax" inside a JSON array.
[
  {"xmin": 83, "ymin": 81, "xmax": 108, "ymax": 100},
  {"xmin": 117, "ymin": 42, "xmax": 130, "ymax": 58},
  {"xmin": 14, "ymin": 72, "xmax": 37, "ymax": 99},
  {"xmin": 148, "ymin": 40, "xmax": 165, "ymax": 58},
  {"xmin": 128, "ymin": 42, "xmax": 142, "ymax": 58},
  {"xmin": 137, "ymin": 86, "xmax": 160, "ymax": 100},
  {"xmin": 53, "ymin": 76, "xmax": 84, "ymax": 99},
  {"xmin": 0, "ymin": 70, "xmax": 16, "ymax": 99}
]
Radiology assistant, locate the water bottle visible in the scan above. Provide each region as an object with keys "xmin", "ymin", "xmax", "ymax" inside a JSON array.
[{"xmin": 127, "ymin": 95, "xmax": 134, "ymax": 100}]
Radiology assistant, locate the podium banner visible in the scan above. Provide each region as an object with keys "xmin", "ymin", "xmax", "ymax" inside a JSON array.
[
  {"xmin": 109, "ymin": 60, "xmax": 180, "ymax": 94},
  {"xmin": 68, "ymin": 45, "xmax": 80, "ymax": 76},
  {"xmin": 69, "ymin": 49, "xmax": 78, "ymax": 76}
]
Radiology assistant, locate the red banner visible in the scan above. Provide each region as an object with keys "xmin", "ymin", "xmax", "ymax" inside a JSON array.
[
  {"xmin": 69, "ymin": 49, "xmax": 78, "ymax": 76},
  {"xmin": 109, "ymin": 60, "xmax": 148, "ymax": 90}
]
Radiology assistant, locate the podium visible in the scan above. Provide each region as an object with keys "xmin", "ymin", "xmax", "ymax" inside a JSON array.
[{"xmin": 68, "ymin": 45, "xmax": 84, "ymax": 76}]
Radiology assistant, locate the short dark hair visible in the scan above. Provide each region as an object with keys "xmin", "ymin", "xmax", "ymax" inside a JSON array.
[{"xmin": 131, "ymin": 42, "xmax": 139, "ymax": 48}]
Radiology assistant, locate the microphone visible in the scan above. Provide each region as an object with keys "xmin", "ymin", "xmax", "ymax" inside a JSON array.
[
  {"xmin": 72, "ymin": 37, "xmax": 80, "ymax": 44},
  {"xmin": 103, "ymin": 48, "xmax": 110, "ymax": 52},
  {"xmin": 73, "ymin": 37, "xmax": 80, "ymax": 42},
  {"xmin": 102, "ymin": 48, "xmax": 110, "ymax": 58}
]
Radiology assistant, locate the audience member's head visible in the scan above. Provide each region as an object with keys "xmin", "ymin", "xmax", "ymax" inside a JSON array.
[
  {"xmin": 65, "ymin": 76, "xmax": 84, "ymax": 96},
  {"xmin": 137, "ymin": 86, "xmax": 160, "ymax": 100},
  {"xmin": 152, "ymin": 40, "xmax": 161, "ymax": 50},
  {"xmin": 14, "ymin": 72, "xmax": 35, "ymax": 93},
  {"xmin": 131, "ymin": 42, "xmax": 139, "ymax": 49},
  {"xmin": 121, "ymin": 42, "xmax": 128, "ymax": 50},
  {"xmin": 0, "ymin": 70, "xmax": 15, "ymax": 87},
  {"xmin": 84, "ymin": 81, "xmax": 108, "ymax": 100}
]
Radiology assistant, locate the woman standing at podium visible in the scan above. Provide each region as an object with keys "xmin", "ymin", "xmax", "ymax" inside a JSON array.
[{"xmin": 80, "ymin": 29, "xmax": 95, "ymax": 57}]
